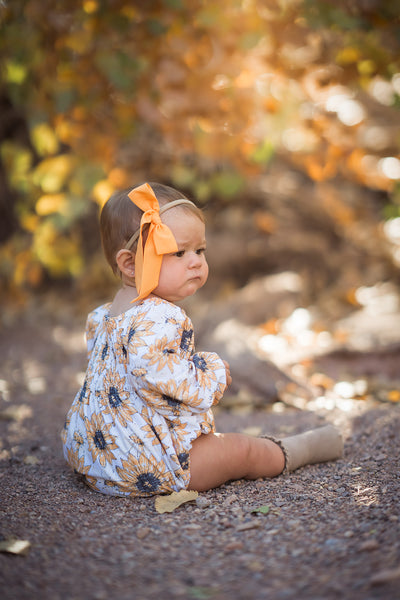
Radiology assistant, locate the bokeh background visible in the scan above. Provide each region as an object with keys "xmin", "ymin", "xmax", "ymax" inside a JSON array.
[
  {"xmin": 1, "ymin": 6, "xmax": 400, "ymax": 598},
  {"xmin": 1, "ymin": 0, "xmax": 400, "ymax": 324}
]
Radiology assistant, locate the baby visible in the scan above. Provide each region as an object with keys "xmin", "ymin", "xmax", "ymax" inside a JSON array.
[{"xmin": 61, "ymin": 182, "xmax": 343, "ymax": 496}]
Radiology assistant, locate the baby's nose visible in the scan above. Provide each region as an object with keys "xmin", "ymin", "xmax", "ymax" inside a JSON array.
[{"xmin": 188, "ymin": 251, "xmax": 202, "ymax": 266}]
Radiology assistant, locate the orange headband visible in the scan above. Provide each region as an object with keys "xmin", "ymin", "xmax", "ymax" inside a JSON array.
[{"xmin": 127, "ymin": 183, "xmax": 196, "ymax": 302}]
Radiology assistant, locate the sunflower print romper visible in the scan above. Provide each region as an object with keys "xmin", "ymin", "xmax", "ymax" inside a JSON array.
[{"xmin": 61, "ymin": 296, "xmax": 227, "ymax": 496}]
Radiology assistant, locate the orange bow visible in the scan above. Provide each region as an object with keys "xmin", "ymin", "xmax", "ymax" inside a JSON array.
[{"xmin": 127, "ymin": 183, "xmax": 178, "ymax": 301}]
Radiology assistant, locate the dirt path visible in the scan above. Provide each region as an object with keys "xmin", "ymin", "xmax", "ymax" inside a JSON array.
[{"xmin": 1, "ymin": 308, "xmax": 400, "ymax": 600}]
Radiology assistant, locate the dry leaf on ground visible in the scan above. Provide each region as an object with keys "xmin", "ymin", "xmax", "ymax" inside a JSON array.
[
  {"xmin": 155, "ymin": 490, "xmax": 198, "ymax": 514},
  {"xmin": 251, "ymin": 505, "xmax": 270, "ymax": 515},
  {"xmin": 0, "ymin": 539, "xmax": 31, "ymax": 555},
  {"xmin": 24, "ymin": 455, "xmax": 40, "ymax": 465},
  {"xmin": 0, "ymin": 405, "xmax": 32, "ymax": 422}
]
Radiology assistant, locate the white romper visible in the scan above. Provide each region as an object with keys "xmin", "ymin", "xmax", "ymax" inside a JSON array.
[{"xmin": 61, "ymin": 296, "xmax": 227, "ymax": 496}]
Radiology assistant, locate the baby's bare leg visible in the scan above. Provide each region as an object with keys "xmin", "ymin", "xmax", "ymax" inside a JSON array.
[{"xmin": 188, "ymin": 432, "xmax": 285, "ymax": 492}]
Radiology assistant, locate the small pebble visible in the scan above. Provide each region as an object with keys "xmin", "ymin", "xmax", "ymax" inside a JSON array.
[
  {"xmin": 370, "ymin": 567, "xmax": 400, "ymax": 586},
  {"xmin": 196, "ymin": 496, "xmax": 211, "ymax": 509},
  {"xmin": 223, "ymin": 494, "xmax": 237, "ymax": 507},
  {"xmin": 375, "ymin": 453, "xmax": 387, "ymax": 461},
  {"xmin": 236, "ymin": 521, "xmax": 261, "ymax": 532},
  {"xmin": 225, "ymin": 541, "xmax": 244, "ymax": 552},
  {"xmin": 343, "ymin": 530, "xmax": 354, "ymax": 538},
  {"xmin": 136, "ymin": 527, "xmax": 151, "ymax": 539},
  {"xmin": 325, "ymin": 538, "xmax": 340, "ymax": 548},
  {"xmin": 359, "ymin": 539, "xmax": 379, "ymax": 551}
]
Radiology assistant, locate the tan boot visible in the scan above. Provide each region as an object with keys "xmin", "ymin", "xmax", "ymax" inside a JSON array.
[{"xmin": 266, "ymin": 424, "xmax": 343, "ymax": 473}]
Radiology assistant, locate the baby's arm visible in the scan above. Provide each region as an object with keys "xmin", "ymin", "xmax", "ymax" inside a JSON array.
[
  {"xmin": 131, "ymin": 347, "xmax": 228, "ymax": 415},
  {"xmin": 222, "ymin": 360, "xmax": 232, "ymax": 387},
  {"xmin": 128, "ymin": 311, "xmax": 228, "ymax": 415}
]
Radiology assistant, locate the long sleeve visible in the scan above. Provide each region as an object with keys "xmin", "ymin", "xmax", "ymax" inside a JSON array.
[{"xmin": 127, "ymin": 306, "xmax": 227, "ymax": 418}]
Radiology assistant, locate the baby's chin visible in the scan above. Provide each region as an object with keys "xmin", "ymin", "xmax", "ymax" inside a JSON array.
[
  {"xmin": 159, "ymin": 281, "xmax": 206, "ymax": 303},
  {"xmin": 187, "ymin": 277, "xmax": 207, "ymax": 295}
]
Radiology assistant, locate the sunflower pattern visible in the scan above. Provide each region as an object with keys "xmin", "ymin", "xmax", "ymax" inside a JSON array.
[
  {"xmin": 64, "ymin": 444, "xmax": 90, "ymax": 476},
  {"xmin": 115, "ymin": 452, "xmax": 176, "ymax": 496},
  {"xmin": 65, "ymin": 371, "xmax": 94, "ymax": 420},
  {"xmin": 62, "ymin": 296, "xmax": 227, "ymax": 497},
  {"xmin": 140, "ymin": 380, "xmax": 200, "ymax": 416},
  {"xmin": 96, "ymin": 369, "xmax": 137, "ymax": 427},
  {"xmin": 84, "ymin": 412, "xmax": 119, "ymax": 468},
  {"xmin": 142, "ymin": 335, "xmax": 182, "ymax": 373}
]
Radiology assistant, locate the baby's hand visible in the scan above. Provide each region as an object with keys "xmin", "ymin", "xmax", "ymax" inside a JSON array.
[{"xmin": 222, "ymin": 360, "xmax": 232, "ymax": 387}]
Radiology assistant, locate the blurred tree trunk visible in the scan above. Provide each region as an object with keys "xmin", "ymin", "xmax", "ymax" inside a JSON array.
[
  {"xmin": 0, "ymin": 93, "xmax": 33, "ymax": 242},
  {"xmin": 0, "ymin": 160, "xmax": 18, "ymax": 243}
]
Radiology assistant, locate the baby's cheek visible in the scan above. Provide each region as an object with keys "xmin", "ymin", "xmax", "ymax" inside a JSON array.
[{"xmin": 203, "ymin": 262, "xmax": 209, "ymax": 280}]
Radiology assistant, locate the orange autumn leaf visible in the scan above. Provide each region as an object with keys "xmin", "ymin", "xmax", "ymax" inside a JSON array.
[
  {"xmin": 387, "ymin": 390, "xmax": 400, "ymax": 403},
  {"xmin": 254, "ymin": 211, "xmax": 278, "ymax": 234}
]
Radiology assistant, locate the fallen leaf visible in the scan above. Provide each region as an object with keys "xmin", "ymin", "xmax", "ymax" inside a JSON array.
[
  {"xmin": 0, "ymin": 539, "xmax": 31, "ymax": 555},
  {"xmin": 187, "ymin": 586, "xmax": 214, "ymax": 599},
  {"xmin": 0, "ymin": 405, "xmax": 32, "ymax": 422},
  {"xmin": 24, "ymin": 455, "xmax": 40, "ymax": 466},
  {"xmin": 251, "ymin": 505, "xmax": 270, "ymax": 515},
  {"xmin": 246, "ymin": 560, "xmax": 264, "ymax": 572},
  {"xmin": 155, "ymin": 490, "xmax": 198, "ymax": 514}
]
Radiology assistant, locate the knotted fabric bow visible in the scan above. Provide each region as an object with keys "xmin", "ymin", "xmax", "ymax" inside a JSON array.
[{"xmin": 127, "ymin": 183, "xmax": 179, "ymax": 302}]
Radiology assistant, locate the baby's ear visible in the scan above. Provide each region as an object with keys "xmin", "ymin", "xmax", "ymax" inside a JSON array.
[{"xmin": 116, "ymin": 249, "xmax": 135, "ymax": 278}]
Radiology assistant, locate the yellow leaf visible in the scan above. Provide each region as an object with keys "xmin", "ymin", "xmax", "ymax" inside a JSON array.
[
  {"xmin": 336, "ymin": 46, "xmax": 360, "ymax": 65},
  {"xmin": 20, "ymin": 213, "xmax": 40, "ymax": 233},
  {"xmin": 33, "ymin": 155, "xmax": 75, "ymax": 193},
  {"xmin": 24, "ymin": 455, "xmax": 40, "ymax": 466},
  {"xmin": 0, "ymin": 539, "xmax": 31, "ymax": 555},
  {"xmin": 93, "ymin": 180, "xmax": 115, "ymax": 207},
  {"xmin": 83, "ymin": 0, "xmax": 98, "ymax": 14},
  {"xmin": 5, "ymin": 60, "xmax": 27, "ymax": 85},
  {"xmin": 36, "ymin": 194, "xmax": 67, "ymax": 216},
  {"xmin": 31, "ymin": 123, "xmax": 59, "ymax": 157},
  {"xmin": 64, "ymin": 30, "xmax": 92, "ymax": 54},
  {"xmin": 155, "ymin": 490, "xmax": 198, "ymax": 514},
  {"xmin": 33, "ymin": 222, "xmax": 83, "ymax": 277},
  {"xmin": 387, "ymin": 390, "xmax": 400, "ymax": 403}
]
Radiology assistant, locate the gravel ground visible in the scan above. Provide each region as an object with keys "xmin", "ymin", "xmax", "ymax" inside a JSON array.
[{"xmin": 1, "ymin": 314, "xmax": 400, "ymax": 600}]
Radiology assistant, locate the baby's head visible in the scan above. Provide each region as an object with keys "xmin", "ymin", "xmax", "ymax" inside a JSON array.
[{"xmin": 100, "ymin": 182, "xmax": 204, "ymax": 276}]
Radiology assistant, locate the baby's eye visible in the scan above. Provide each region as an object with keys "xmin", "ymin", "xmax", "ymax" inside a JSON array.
[
  {"xmin": 174, "ymin": 250, "xmax": 185, "ymax": 258},
  {"xmin": 196, "ymin": 248, "xmax": 206, "ymax": 255}
]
